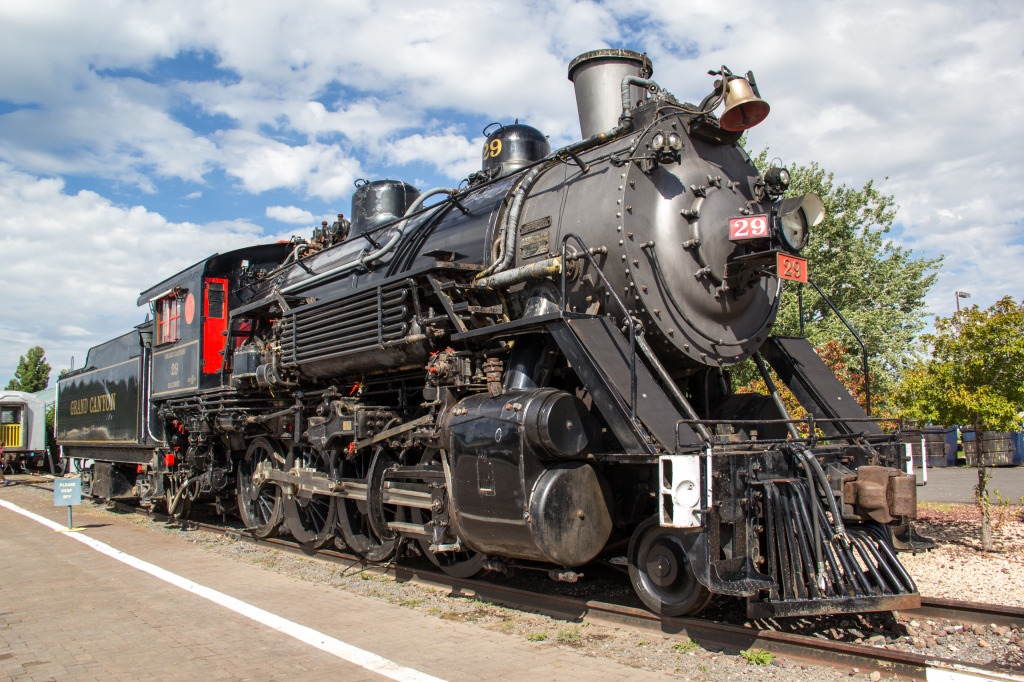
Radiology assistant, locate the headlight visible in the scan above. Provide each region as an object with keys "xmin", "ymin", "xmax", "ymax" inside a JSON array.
[
  {"xmin": 780, "ymin": 210, "xmax": 808, "ymax": 251},
  {"xmin": 773, "ymin": 194, "xmax": 824, "ymax": 252}
]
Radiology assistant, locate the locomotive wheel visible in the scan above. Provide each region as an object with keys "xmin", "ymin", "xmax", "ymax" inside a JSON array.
[
  {"xmin": 282, "ymin": 446, "xmax": 336, "ymax": 550},
  {"xmin": 628, "ymin": 517, "xmax": 712, "ymax": 617},
  {"xmin": 237, "ymin": 437, "xmax": 284, "ymax": 538},
  {"xmin": 332, "ymin": 445, "xmax": 399, "ymax": 563},
  {"xmin": 415, "ymin": 449, "xmax": 486, "ymax": 578}
]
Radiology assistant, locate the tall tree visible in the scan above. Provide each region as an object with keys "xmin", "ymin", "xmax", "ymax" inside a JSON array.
[
  {"xmin": 895, "ymin": 296, "xmax": 1024, "ymax": 431},
  {"xmin": 733, "ymin": 153, "xmax": 943, "ymax": 405},
  {"xmin": 6, "ymin": 346, "xmax": 51, "ymax": 393},
  {"xmin": 894, "ymin": 296, "xmax": 1024, "ymax": 550}
]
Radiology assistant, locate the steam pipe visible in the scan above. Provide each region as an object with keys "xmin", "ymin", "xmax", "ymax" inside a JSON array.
[
  {"xmin": 361, "ymin": 187, "xmax": 456, "ymax": 267},
  {"xmin": 282, "ymin": 188, "xmax": 455, "ymax": 294}
]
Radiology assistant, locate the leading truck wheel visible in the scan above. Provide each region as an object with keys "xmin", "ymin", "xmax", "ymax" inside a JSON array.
[
  {"xmin": 628, "ymin": 516, "xmax": 712, "ymax": 617},
  {"xmin": 237, "ymin": 437, "xmax": 284, "ymax": 538}
]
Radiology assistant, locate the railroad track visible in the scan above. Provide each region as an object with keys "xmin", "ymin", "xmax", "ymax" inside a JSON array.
[{"xmin": 15, "ymin": 477, "xmax": 1024, "ymax": 681}]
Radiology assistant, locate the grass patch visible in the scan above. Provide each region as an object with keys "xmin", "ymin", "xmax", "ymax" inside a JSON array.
[
  {"xmin": 398, "ymin": 597, "xmax": 425, "ymax": 608},
  {"xmin": 557, "ymin": 625, "xmax": 582, "ymax": 645},
  {"xmin": 740, "ymin": 648, "xmax": 774, "ymax": 666},
  {"xmin": 672, "ymin": 640, "xmax": 699, "ymax": 654},
  {"xmin": 526, "ymin": 632, "xmax": 548, "ymax": 642},
  {"xmin": 359, "ymin": 572, "xmax": 389, "ymax": 582}
]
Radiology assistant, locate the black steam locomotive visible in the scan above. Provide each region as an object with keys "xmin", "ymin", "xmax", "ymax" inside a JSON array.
[{"xmin": 57, "ymin": 49, "xmax": 920, "ymax": 619}]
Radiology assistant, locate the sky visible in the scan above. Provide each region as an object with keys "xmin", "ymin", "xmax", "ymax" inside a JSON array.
[{"xmin": 2, "ymin": 0, "xmax": 1023, "ymax": 381}]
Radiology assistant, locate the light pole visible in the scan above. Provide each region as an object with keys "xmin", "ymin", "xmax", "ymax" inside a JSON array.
[{"xmin": 955, "ymin": 290, "xmax": 971, "ymax": 313}]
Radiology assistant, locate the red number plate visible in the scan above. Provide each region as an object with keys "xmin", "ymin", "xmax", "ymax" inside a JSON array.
[
  {"xmin": 729, "ymin": 215, "xmax": 769, "ymax": 240},
  {"xmin": 778, "ymin": 253, "xmax": 808, "ymax": 283}
]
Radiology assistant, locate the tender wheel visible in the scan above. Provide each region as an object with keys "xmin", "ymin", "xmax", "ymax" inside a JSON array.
[
  {"xmin": 332, "ymin": 445, "xmax": 399, "ymax": 563},
  {"xmin": 416, "ymin": 449, "xmax": 485, "ymax": 578},
  {"xmin": 237, "ymin": 437, "xmax": 284, "ymax": 538},
  {"xmin": 628, "ymin": 516, "xmax": 712, "ymax": 617},
  {"xmin": 282, "ymin": 445, "xmax": 336, "ymax": 550}
]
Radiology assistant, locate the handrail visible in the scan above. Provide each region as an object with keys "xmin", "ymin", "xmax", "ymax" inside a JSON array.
[
  {"xmin": 804, "ymin": 277, "xmax": 872, "ymax": 416},
  {"xmin": 559, "ymin": 233, "xmax": 638, "ymax": 424}
]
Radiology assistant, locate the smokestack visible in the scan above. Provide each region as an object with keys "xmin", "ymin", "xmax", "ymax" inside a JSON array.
[{"xmin": 567, "ymin": 49, "xmax": 653, "ymax": 139}]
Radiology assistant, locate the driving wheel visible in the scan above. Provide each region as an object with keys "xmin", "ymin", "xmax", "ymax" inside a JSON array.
[
  {"xmin": 282, "ymin": 445, "xmax": 336, "ymax": 550},
  {"xmin": 415, "ymin": 449, "xmax": 485, "ymax": 578},
  {"xmin": 237, "ymin": 437, "xmax": 284, "ymax": 538},
  {"xmin": 332, "ymin": 445, "xmax": 401, "ymax": 562}
]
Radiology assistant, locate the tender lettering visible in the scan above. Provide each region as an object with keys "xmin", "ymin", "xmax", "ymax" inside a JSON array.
[{"xmin": 68, "ymin": 393, "xmax": 117, "ymax": 415}]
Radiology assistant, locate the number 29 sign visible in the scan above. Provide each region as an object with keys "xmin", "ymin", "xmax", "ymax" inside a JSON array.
[
  {"xmin": 729, "ymin": 215, "xmax": 769, "ymax": 240},
  {"xmin": 777, "ymin": 253, "xmax": 808, "ymax": 283}
]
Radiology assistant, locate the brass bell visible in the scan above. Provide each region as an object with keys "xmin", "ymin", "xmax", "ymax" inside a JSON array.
[{"xmin": 719, "ymin": 76, "xmax": 770, "ymax": 131}]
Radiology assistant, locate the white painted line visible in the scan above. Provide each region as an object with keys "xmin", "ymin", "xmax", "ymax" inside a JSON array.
[
  {"xmin": 0, "ymin": 499, "xmax": 446, "ymax": 682},
  {"xmin": 927, "ymin": 663, "xmax": 1024, "ymax": 682}
]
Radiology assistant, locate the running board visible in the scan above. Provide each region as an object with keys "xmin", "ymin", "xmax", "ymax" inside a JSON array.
[{"xmin": 547, "ymin": 316, "xmax": 703, "ymax": 454}]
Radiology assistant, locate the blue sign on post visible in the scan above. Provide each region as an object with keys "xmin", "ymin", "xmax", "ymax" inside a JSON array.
[{"xmin": 53, "ymin": 478, "xmax": 83, "ymax": 531}]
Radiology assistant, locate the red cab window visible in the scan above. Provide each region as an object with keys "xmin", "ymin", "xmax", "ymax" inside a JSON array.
[{"xmin": 157, "ymin": 295, "xmax": 181, "ymax": 344}]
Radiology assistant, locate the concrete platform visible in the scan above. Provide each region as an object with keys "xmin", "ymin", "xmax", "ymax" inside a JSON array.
[{"xmin": 0, "ymin": 482, "xmax": 667, "ymax": 681}]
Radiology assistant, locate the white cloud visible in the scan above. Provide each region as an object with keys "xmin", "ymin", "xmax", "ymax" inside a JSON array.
[
  {"xmin": 0, "ymin": 163, "xmax": 289, "ymax": 378},
  {"xmin": 266, "ymin": 205, "xmax": 314, "ymax": 224},
  {"xmin": 383, "ymin": 133, "xmax": 481, "ymax": 181},
  {"xmin": 218, "ymin": 130, "xmax": 362, "ymax": 199}
]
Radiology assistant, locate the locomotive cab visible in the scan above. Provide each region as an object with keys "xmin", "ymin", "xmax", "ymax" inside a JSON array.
[{"xmin": 137, "ymin": 243, "xmax": 293, "ymax": 395}]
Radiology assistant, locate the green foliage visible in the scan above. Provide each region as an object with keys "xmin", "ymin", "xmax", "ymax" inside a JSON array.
[
  {"xmin": 6, "ymin": 346, "xmax": 51, "ymax": 393},
  {"xmin": 740, "ymin": 648, "xmax": 775, "ymax": 665},
  {"xmin": 672, "ymin": 639, "xmax": 700, "ymax": 654},
  {"xmin": 894, "ymin": 296, "xmax": 1024, "ymax": 431},
  {"xmin": 556, "ymin": 625, "xmax": 582, "ymax": 645},
  {"xmin": 734, "ymin": 152, "xmax": 941, "ymax": 398},
  {"xmin": 526, "ymin": 632, "xmax": 548, "ymax": 642},
  {"xmin": 45, "ymin": 403, "xmax": 57, "ymax": 457}
]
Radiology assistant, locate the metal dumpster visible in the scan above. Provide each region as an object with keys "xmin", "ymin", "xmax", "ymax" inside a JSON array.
[
  {"xmin": 902, "ymin": 427, "xmax": 956, "ymax": 468},
  {"xmin": 963, "ymin": 430, "xmax": 1017, "ymax": 467}
]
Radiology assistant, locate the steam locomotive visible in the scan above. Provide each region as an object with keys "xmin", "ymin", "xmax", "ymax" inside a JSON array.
[{"xmin": 57, "ymin": 49, "xmax": 920, "ymax": 619}]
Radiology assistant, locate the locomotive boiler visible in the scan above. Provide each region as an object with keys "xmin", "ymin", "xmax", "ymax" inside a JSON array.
[{"xmin": 57, "ymin": 49, "xmax": 921, "ymax": 619}]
